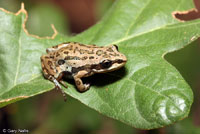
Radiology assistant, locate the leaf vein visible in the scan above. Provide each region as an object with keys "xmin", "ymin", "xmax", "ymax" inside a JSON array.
[
  {"xmin": 13, "ymin": 17, "xmax": 23, "ymax": 86},
  {"xmin": 110, "ymin": 21, "xmax": 200, "ymax": 45},
  {"xmin": 124, "ymin": 0, "xmax": 152, "ymax": 36}
]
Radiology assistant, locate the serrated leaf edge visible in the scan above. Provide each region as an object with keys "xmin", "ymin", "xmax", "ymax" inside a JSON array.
[{"xmin": 0, "ymin": 3, "xmax": 58, "ymax": 40}]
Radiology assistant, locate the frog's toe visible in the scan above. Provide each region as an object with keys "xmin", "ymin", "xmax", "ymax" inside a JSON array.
[{"xmin": 84, "ymin": 83, "xmax": 90, "ymax": 90}]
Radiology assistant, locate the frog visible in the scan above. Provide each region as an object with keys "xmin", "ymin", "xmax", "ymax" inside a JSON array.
[{"xmin": 41, "ymin": 42, "xmax": 127, "ymax": 100}]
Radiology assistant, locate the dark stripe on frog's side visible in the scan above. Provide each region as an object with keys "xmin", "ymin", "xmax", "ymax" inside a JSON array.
[
  {"xmin": 70, "ymin": 59, "xmax": 124, "ymax": 74},
  {"xmin": 71, "ymin": 66, "xmax": 85, "ymax": 74},
  {"xmin": 62, "ymin": 71, "xmax": 73, "ymax": 79}
]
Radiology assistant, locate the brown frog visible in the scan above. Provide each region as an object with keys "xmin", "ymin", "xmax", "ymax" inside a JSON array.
[{"xmin": 41, "ymin": 42, "xmax": 127, "ymax": 100}]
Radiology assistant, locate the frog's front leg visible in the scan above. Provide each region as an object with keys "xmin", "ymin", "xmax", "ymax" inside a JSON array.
[
  {"xmin": 49, "ymin": 75, "xmax": 67, "ymax": 101},
  {"xmin": 73, "ymin": 70, "xmax": 90, "ymax": 92}
]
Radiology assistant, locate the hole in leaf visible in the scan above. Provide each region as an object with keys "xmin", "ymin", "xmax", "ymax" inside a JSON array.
[{"xmin": 172, "ymin": 0, "xmax": 200, "ymax": 21}]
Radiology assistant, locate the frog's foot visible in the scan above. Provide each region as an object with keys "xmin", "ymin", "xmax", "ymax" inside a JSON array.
[
  {"xmin": 74, "ymin": 78, "xmax": 90, "ymax": 92},
  {"xmin": 84, "ymin": 83, "xmax": 90, "ymax": 90},
  {"xmin": 74, "ymin": 70, "xmax": 91, "ymax": 92}
]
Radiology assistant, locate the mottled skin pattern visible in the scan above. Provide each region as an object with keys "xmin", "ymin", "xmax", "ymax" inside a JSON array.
[{"xmin": 41, "ymin": 42, "xmax": 127, "ymax": 99}]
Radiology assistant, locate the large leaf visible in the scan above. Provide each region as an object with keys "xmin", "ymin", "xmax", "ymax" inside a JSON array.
[{"xmin": 0, "ymin": 0, "xmax": 199, "ymax": 129}]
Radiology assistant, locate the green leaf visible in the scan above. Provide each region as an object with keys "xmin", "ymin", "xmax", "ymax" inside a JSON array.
[{"xmin": 0, "ymin": 0, "xmax": 199, "ymax": 129}]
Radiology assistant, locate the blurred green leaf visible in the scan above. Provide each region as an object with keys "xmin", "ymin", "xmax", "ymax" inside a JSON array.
[
  {"xmin": 0, "ymin": 0, "xmax": 200, "ymax": 129},
  {"xmin": 96, "ymin": 0, "xmax": 113, "ymax": 19},
  {"xmin": 166, "ymin": 40, "xmax": 200, "ymax": 87},
  {"xmin": 0, "ymin": 0, "xmax": 20, "ymax": 12},
  {"xmin": 166, "ymin": 117, "xmax": 200, "ymax": 134},
  {"xmin": 27, "ymin": 3, "xmax": 69, "ymax": 36},
  {"xmin": 165, "ymin": 40, "xmax": 200, "ymax": 134}
]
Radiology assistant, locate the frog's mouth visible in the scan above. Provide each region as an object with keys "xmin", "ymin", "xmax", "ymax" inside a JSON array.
[
  {"xmin": 108, "ymin": 60, "xmax": 127, "ymax": 72},
  {"xmin": 92, "ymin": 59, "xmax": 126, "ymax": 73}
]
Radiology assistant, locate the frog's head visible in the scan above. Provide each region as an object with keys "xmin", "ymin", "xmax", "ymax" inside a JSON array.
[{"xmin": 93, "ymin": 45, "xmax": 127, "ymax": 73}]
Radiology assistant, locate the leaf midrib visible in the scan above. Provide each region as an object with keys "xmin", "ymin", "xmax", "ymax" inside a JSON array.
[
  {"xmin": 124, "ymin": 0, "xmax": 152, "ymax": 37},
  {"xmin": 110, "ymin": 20, "xmax": 200, "ymax": 46},
  {"xmin": 13, "ymin": 15, "xmax": 23, "ymax": 86}
]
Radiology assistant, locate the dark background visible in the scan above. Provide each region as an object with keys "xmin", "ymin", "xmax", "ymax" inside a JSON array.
[{"xmin": 0, "ymin": 0, "xmax": 200, "ymax": 134}]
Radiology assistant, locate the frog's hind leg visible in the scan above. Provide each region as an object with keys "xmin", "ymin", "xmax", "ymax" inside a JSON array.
[{"xmin": 73, "ymin": 70, "xmax": 91, "ymax": 92}]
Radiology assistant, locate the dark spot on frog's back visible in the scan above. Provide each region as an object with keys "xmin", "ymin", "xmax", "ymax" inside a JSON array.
[
  {"xmin": 41, "ymin": 58, "xmax": 44, "ymax": 62},
  {"xmin": 74, "ymin": 47, "xmax": 79, "ymax": 53},
  {"xmin": 79, "ymin": 43, "xmax": 85, "ymax": 46},
  {"xmin": 103, "ymin": 54, "xmax": 110, "ymax": 58},
  {"xmin": 73, "ymin": 42, "xmax": 78, "ymax": 44},
  {"xmin": 56, "ymin": 53, "xmax": 60, "ymax": 57},
  {"xmin": 81, "ymin": 56, "xmax": 88, "ymax": 60},
  {"xmin": 47, "ymin": 61, "xmax": 54, "ymax": 70},
  {"xmin": 53, "ymin": 45, "xmax": 58, "ymax": 48},
  {"xmin": 106, "ymin": 47, "xmax": 114, "ymax": 52},
  {"xmin": 68, "ymin": 45, "xmax": 73, "ymax": 50},
  {"xmin": 65, "ymin": 56, "xmax": 81, "ymax": 60},
  {"xmin": 96, "ymin": 50, "xmax": 103, "ymax": 56},
  {"xmin": 48, "ymin": 61, "xmax": 52, "ymax": 66},
  {"xmin": 80, "ymin": 49, "xmax": 85, "ymax": 54},
  {"xmin": 50, "ymin": 55, "xmax": 54, "ymax": 58},
  {"xmin": 110, "ymin": 53, "xmax": 119, "ymax": 56},
  {"xmin": 89, "ymin": 56, "xmax": 94, "ymax": 59},
  {"xmin": 45, "ymin": 56, "xmax": 50, "ymax": 59},
  {"xmin": 64, "ymin": 51, "xmax": 69, "ymax": 54}
]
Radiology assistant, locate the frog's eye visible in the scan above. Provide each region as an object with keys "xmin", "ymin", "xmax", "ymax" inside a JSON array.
[
  {"xmin": 100, "ymin": 60, "xmax": 112, "ymax": 69},
  {"xmin": 113, "ymin": 45, "xmax": 119, "ymax": 51},
  {"xmin": 58, "ymin": 59, "xmax": 65, "ymax": 65}
]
